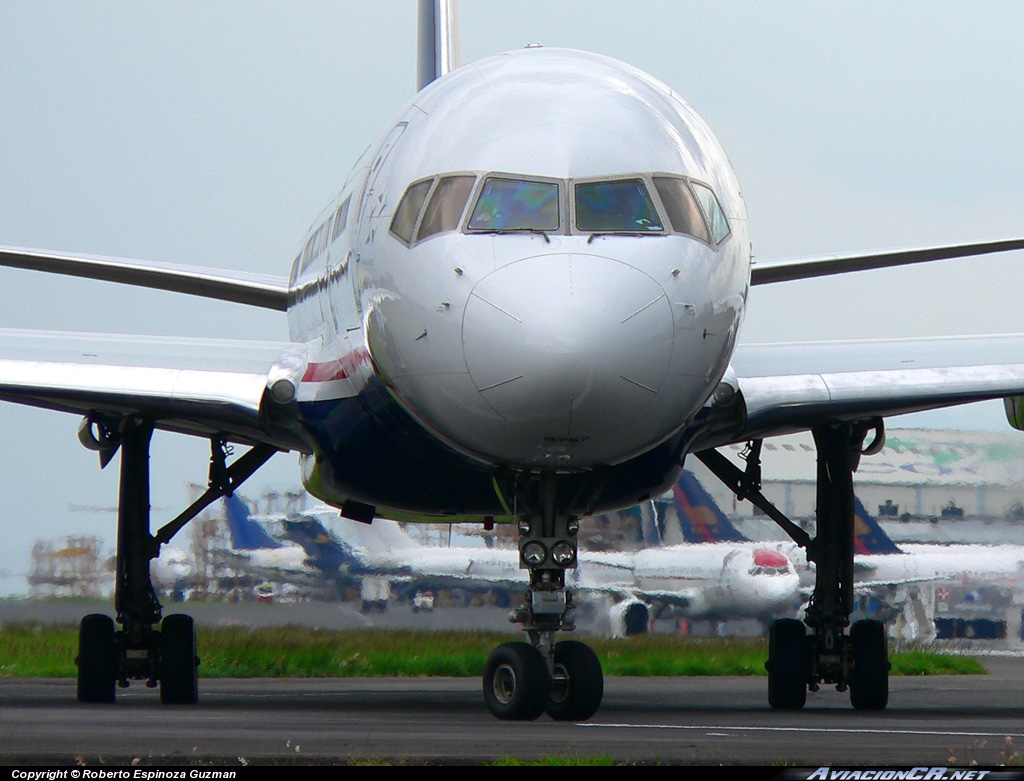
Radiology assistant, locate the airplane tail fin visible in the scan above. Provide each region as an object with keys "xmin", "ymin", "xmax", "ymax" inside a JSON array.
[
  {"xmin": 417, "ymin": 0, "xmax": 460, "ymax": 91},
  {"xmin": 639, "ymin": 501, "xmax": 662, "ymax": 547},
  {"xmin": 281, "ymin": 510, "xmax": 421, "ymax": 573},
  {"xmin": 280, "ymin": 516, "xmax": 354, "ymax": 573},
  {"xmin": 671, "ymin": 470, "xmax": 749, "ymax": 543},
  {"xmin": 853, "ymin": 496, "xmax": 903, "ymax": 555},
  {"xmin": 223, "ymin": 494, "xmax": 282, "ymax": 550}
]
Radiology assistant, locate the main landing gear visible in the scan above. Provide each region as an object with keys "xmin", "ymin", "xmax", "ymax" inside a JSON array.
[
  {"xmin": 482, "ymin": 472, "xmax": 604, "ymax": 721},
  {"xmin": 698, "ymin": 420, "xmax": 890, "ymax": 711},
  {"xmin": 74, "ymin": 416, "xmax": 275, "ymax": 704}
]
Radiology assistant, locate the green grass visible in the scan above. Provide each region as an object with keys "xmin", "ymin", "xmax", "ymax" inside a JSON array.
[
  {"xmin": 0, "ymin": 623, "xmax": 987, "ymax": 678},
  {"xmin": 487, "ymin": 754, "xmax": 618, "ymax": 766}
]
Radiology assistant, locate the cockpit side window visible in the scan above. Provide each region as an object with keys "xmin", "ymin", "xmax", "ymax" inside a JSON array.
[
  {"xmin": 468, "ymin": 178, "xmax": 560, "ymax": 232},
  {"xmin": 653, "ymin": 177, "xmax": 710, "ymax": 243},
  {"xmin": 390, "ymin": 178, "xmax": 434, "ymax": 245},
  {"xmin": 331, "ymin": 196, "xmax": 351, "ymax": 243},
  {"xmin": 417, "ymin": 175, "xmax": 476, "ymax": 241},
  {"xmin": 689, "ymin": 181, "xmax": 731, "ymax": 244},
  {"xmin": 575, "ymin": 179, "xmax": 663, "ymax": 233}
]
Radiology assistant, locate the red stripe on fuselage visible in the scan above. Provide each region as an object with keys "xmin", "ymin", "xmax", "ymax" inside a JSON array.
[{"xmin": 301, "ymin": 348, "xmax": 370, "ymax": 384}]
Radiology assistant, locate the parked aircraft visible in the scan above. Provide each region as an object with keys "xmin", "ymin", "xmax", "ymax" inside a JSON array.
[
  {"xmin": 4, "ymin": 1, "xmax": 1024, "ymax": 719},
  {"xmin": 271, "ymin": 469, "xmax": 800, "ymax": 636},
  {"xmin": 213, "ymin": 494, "xmax": 317, "ymax": 586},
  {"xmin": 843, "ymin": 498, "xmax": 1024, "ymax": 639}
]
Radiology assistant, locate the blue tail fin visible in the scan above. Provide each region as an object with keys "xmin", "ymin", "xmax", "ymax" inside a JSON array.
[
  {"xmin": 853, "ymin": 496, "xmax": 902, "ymax": 555},
  {"xmin": 671, "ymin": 470, "xmax": 748, "ymax": 543},
  {"xmin": 223, "ymin": 494, "xmax": 281, "ymax": 550},
  {"xmin": 280, "ymin": 517, "xmax": 354, "ymax": 573}
]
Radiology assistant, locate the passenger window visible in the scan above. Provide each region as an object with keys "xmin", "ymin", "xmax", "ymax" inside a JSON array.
[
  {"xmin": 690, "ymin": 182, "xmax": 730, "ymax": 244},
  {"xmin": 653, "ymin": 177, "xmax": 710, "ymax": 242},
  {"xmin": 390, "ymin": 179, "xmax": 434, "ymax": 244},
  {"xmin": 468, "ymin": 178, "xmax": 559, "ymax": 232},
  {"xmin": 417, "ymin": 175, "xmax": 476, "ymax": 241},
  {"xmin": 575, "ymin": 179, "xmax": 663, "ymax": 233}
]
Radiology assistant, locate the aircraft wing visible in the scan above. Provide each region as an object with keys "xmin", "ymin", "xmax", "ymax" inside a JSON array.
[
  {"xmin": 702, "ymin": 333, "xmax": 1024, "ymax": 446},
  {"xmin": 0, "ymin": 246, "xmax": 290, "ymax": 311},
  {"xmin": 0, "ymin": 329, "xmax": 309, "ymax": 451},
  {"xmin": 751, "ymin": 238, "xmax": 1024, "ymax": 285}
]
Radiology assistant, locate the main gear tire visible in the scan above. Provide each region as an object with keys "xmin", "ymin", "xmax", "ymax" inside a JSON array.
[
  {"xmin": 546, "ymin": 640, "xmax": 604, "ymax": 721},
  {"xmin": 849, "ymin": 619, "xmax": 888, "ymax": 711},
  {"xmin": 77, "ymin": 614, "xmax": 116, "ymax": 704},
  {"xmin": 767, "ymin": 618, "xmax": 807, "ymax": 710},
  {"xmin": 160, "ymin": 614, "xmax": 199, "ymax": 705},
  {"xmin": 483, "ymin": 642, "xmax": 550, "ymax": 721}
]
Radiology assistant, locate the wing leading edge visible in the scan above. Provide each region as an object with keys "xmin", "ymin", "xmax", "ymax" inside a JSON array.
[
  {"xmin": 0, "ymin": 246, "xmax": 290, "ymax": 311},
  {"xmin": 701, "ymin": 334, "xmax": 1024, "ymax": 447},
  {"xmin": 751, "ymin": 238, "xmax": 1024, "ymax": 286}
]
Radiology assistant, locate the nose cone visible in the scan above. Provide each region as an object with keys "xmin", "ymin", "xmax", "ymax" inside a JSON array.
[{"xmin": 462, "ymin": 254, "xmax": 674, "ymax": 464}]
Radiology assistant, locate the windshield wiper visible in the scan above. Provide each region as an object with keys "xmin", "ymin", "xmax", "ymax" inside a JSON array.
[
  {"xmin": 587, "ymin": 231, "xmax": 661, "ymax": 244},
  {"xmin": 472, "ymin": 229, "xmax": 551, "ymax": 243}
]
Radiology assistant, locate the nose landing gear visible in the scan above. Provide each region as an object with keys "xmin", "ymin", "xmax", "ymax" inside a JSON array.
[{"xmin": 482, "ymin": 472, "xmax": 604, "ymax": 721}]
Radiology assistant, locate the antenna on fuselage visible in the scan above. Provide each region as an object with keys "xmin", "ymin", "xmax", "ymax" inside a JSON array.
[{"xmin": 417, "ymin": 0, "xmax": 461, "ymax": 91}]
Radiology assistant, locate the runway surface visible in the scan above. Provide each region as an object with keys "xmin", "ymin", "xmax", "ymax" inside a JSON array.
[{"xmin": 2, "ymin": 659, "xmax": 1023, "ymax": 765}]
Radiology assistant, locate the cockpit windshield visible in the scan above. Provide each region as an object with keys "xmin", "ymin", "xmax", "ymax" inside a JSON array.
[
  {"xmin": 749, "ymin": 549, "xmax": 791, "ymax": 576},
  {"xmin": 575, "ymin": 179, "xmax": 663, "ymax": 233},
  {"xmin": 468, "ymin": 178, "xmax": 560, "ymax": 232}
]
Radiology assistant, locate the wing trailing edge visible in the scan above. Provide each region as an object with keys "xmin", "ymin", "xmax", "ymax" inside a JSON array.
[
  {"xmin": 0, "ymin": 245, "xmax": 290, "ymax": 311},
  {"xmin": 751, "ymin": 238, "xmax": 1024, "ymax": 286}
]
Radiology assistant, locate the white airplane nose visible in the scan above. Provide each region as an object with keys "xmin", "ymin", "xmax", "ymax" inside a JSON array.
[{"xmin": 462, "ymin": 253, "xmax": 674, "ymax": 463}]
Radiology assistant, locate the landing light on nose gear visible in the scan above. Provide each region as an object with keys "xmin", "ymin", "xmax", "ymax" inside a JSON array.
[{"xmin": 482, "ymin": 473, "xmax": 604, "ymax": 721}]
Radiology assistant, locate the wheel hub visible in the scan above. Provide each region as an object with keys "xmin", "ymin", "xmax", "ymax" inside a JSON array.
[{"xmin": 492, "ymin": 663, "xmax": 518, "ymax": 705}]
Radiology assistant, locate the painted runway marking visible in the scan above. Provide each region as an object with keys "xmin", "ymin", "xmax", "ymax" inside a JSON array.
[{"xmin": 582, "ymin": 724, "xmax": 1024, "ymax": 739}]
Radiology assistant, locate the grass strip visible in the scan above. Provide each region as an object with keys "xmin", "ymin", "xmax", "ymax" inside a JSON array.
[
  {"xmin": 0, "ymin": 623, "xmax": 986, "ymax": 678},
  {"xmin": 487, "ymin": 754, "xmax": 618, "ymax": 766}
]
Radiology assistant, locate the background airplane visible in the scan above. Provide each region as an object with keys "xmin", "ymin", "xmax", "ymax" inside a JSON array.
[
  {"xmin": 243, "ymin": 470, "xmax": 800, "ymax": 636},
  {"xmin": 213, "ymin": 494, "xmax": 317, "ymax": 587},
  {"xmin": 844, "ymin": 498, "xmax": 1024, "ymax": 640}
]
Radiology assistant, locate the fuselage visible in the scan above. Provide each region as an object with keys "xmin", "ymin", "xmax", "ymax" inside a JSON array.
[{"xmin": 285, "ymin": 48, "xmax": 750, "ymax": 521}]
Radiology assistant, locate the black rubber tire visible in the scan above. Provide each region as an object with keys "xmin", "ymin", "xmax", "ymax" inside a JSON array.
[
  {"xmin": 483, "ymin": 642, "xmax": 550, "ymax": 721},
  {"xmin": 546, "ymin": 640, "xmax": 604, "ymax": 721},
  {"xmin": 849, "ymin": 619, "xmax": 889, "ymax": 711},
  {"xmin": 77, "ymin": 614, "xmax": 116, "ymax": 704},
  {"xmin": 767, "ymin": 618, "xmax": 807, "ymax": 710},
  {"xmin": 160, "ymin": 614, "xmax": 199, "ymax": 705}
]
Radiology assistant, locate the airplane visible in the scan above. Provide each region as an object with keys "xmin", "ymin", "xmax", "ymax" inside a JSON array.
[
  {"xmin": 269, "ymin": 469, "xmax": 801, "ymax": 637},
  {"xmin": 843, "ymin": 497, "xmax": 1024, "ymax": 639},
  {"xmin": 4, "ymin": 1, "xmax": 1024, "ymax": 720},
  {"xmin": 212, "ymin": 493, "xmax": 318, "ymax": 588}
]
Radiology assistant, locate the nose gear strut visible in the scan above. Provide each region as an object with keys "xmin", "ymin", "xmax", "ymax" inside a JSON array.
[{"xmin": 482, "ymin": 471, "xmax": 603, "ymax": 721}]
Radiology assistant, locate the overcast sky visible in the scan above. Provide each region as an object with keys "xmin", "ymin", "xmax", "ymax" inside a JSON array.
[{"xmin": 0, "ymin": 2, "xmax": 1022, "ymax": 594}]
